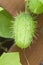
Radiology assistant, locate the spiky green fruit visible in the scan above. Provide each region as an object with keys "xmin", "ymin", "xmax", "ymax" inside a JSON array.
[
  {"xmin": 26, "ymin": 0, "xmax": 43, "ymax": 14},
  {"xmin": 12, "ymin": 13, "xmax": 37, "ymax": 49}
]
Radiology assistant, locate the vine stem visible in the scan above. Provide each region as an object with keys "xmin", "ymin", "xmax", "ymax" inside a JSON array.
[
  {"xmin": 0, "ymin": 46, "xmax": 8, "ymax": 52},
  {"xmin": 23, "ymin": 49, "xmax": 30, "ymax": 65}
]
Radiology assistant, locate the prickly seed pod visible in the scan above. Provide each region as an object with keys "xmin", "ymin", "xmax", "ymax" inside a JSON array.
[
  {"xmin": 12, "ymin": 13, "xmax": 37, "ymax": 49},
  {"xmin": 26, "ymin": 0, "xmax": 43, "ymax": 14}
]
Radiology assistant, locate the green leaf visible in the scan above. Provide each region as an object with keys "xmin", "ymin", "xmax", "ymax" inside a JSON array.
[
  {"xmin": 0, "ymin": 7, "xmax": 14, "ymax": 38},
  {"xmin": 0, "ymin": 52, "xmax": 22, "ymax": 65},
  {"xmin": 39, "ymin": 0, "xmax": 43, "ymax": 4}
]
